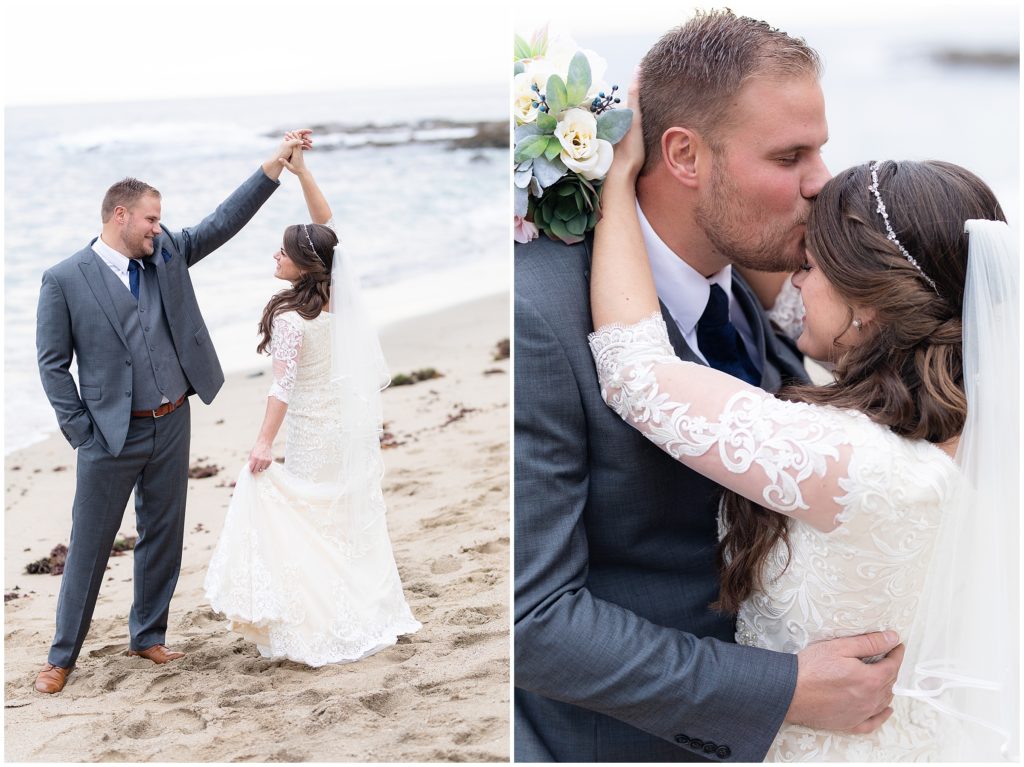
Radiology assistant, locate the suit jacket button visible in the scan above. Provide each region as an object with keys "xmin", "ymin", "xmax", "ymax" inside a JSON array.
[
  {"xmin": 716, "ymin": 745, "xmax": 731, "ymax": 759},
  {"xmin": 674, "ymin": 734, "xmax": 690, "ymax": 745},
  {"xmin": 703, "ymin": 742, "xmax": 717, "ymax": 754},
  {"xmin": 126, "ymin": 359, "xmax": 132, "ymax": 366},
  {"xmin": 689, "ymin": 738, "xmax": 704, "ymax": 749},
  {"xmin": 125, "ymin": 391, "xmax": 131, "ymax": 397}
]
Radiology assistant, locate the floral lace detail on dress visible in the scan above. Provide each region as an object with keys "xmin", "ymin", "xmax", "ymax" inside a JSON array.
[
  {"xmin": 268, "ymin": 312, "xmax": 304, "ymax": 403},
  {"xmin": 589, "ymin": 313, "xmax": 852, "ymax": 524}
]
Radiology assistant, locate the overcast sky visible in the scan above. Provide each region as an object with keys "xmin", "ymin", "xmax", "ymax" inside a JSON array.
[
  {"xmin": 3, "ymin": 0, "xmax": 509, "ymax": 106},
  {"xmin": 2, "ymin": 0, "xmax": 1017, "ymax": 106}
]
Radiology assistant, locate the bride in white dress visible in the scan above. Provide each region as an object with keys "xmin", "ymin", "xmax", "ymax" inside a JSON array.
[
  {"xmin": 588, "ymin": 112, "xmax": 1018, "ymax": 758},
  {"xmin": 204, "ymin": 133, "xmax": 421, "ymax": 666}
]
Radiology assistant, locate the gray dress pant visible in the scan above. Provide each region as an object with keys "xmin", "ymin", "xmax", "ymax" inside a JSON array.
[{"xmin": 48, "ymin": 400, "xmax": 191, "ymax": 668}]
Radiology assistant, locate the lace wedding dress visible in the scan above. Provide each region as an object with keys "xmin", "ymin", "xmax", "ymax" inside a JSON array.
[
  {"xmin": 204, "ymin": 309, "xmax": 421, "ymax": 666},
  {"xmin": 589, "ymin": 313, "xmax": 959, "ymax": 761}
]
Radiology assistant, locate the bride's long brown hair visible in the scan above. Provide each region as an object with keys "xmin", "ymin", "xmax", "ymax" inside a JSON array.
[
  {"xmin": 257, "ymin": 223, "xmax": 338, "ymax": 354},
  {"xmin": 712, "ymin": 160, "xmax": 1006, "ymax": 613}
]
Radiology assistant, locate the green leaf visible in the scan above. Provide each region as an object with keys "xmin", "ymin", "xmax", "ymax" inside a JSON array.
[
  {"xmin": 532, "ymin": 154, "xmax": 567, "ymax": 188},
  {"xmin": 514, "ymin": 134, "xmax": 548, "ymax": 164},
  {"xmin": 596, "ymin": 109, "xmax": 634, "ymax": 144},
  {"xmin": 543, "ymin": 137, "xmax": 562, "ymax": 161},
  {"xmin": 547, "ymin": 216, "xmax": 572, "ymax": 240},
  {"xmin": 557, "ymin": 183, "xmax": 576, "ymax": 197},
  {"xmin": 515, "ymin": 123, "xmax": 544, "ymax": 142},
  {"xmin": 514, "ymin": 34, "xmax": 533, "ymax": 62},
  {"xmin": 566, "ymin": 214, "xmax": 588, "ymax": 236},
  {"xmin": 514, "ymin": 61, "xmax": 525, "ymax": 76},
  {"xmin": 536, "ymin": 111, "xmax": 557, "ymax": 132},
  {"xmin": 545, "ymin": 75, "xmax": 568, "ymax": 116},
  {"xmin": 565, "ymin": 52, "xmax": 592, "ymax": 106}
]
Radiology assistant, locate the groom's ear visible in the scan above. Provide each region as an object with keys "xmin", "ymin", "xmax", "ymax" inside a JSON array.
[{"xmin": 661, "ymin": 127, "xmax": 701, "ymax": 189}]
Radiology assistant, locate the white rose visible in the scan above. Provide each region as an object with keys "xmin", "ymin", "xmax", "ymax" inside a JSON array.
[
  {"xmin": 554, "ymin": 108, "xmax": 614, "ymax": 180},
  {"xmin": 513, "ymin": 62, "xmax": 554, "ymax": 124},
  {"xmin": 563, "ymin": 137, "xmax": 614, "ymax": 180}
]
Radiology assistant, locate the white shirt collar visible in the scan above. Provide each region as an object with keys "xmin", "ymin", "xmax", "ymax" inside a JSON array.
[
  {"xmin": 92, "ymin": 234, "xmax": 145, "ymax": 274},
  {"xmin": 637, "ymin": 201, "xmax": 733, "ymax": 335}
]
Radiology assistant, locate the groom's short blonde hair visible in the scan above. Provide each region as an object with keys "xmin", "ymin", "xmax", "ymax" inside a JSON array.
[
  {"xmin": 639, "ymin": 9, "xmax": 821, "ymax": 175},
  {"xmin": 101, "ymin": 178, "xmax": 161, "ymax": 222}
]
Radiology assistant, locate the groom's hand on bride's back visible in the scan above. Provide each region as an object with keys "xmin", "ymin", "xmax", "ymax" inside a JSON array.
[{"xmin": 784, "ymin": 631, "xmax": 905, "ymax": 734}]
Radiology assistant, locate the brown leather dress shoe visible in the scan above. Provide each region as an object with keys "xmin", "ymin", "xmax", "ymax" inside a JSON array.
[
  {"xmin": 34, "ymin": 663, "xmax": 72, "ymax": 694},
  {"xmin": 127, "ymin": 644, "xmax": 185, "ymax": 664}
]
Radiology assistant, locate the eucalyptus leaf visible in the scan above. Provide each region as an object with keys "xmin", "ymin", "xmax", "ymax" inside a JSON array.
[
  {"xmin": 536, "ymin": 112, "xmax": 557, "ymax": 132},
  {"xmin": 596, "ymin": 109, "xmax": 634, "ymax": 144},
  {"xmin": 514, "ymin": 61, "xmax": 525, "ymax": 76},
  {"xmin": 565, "ymin": 52, "xmax": 592, "ymax": 106},
  {"xmin": 545, "ymin": 75, "xmax": 568, "ymax": 116},
  {"xmin": 529, "ymin": 177, "xmax": 543, "ymax": 198},
  {"xmin": 532, "ymin": 154, "xmax": 567, "ymax": 188},
  {"xmin": 515, "ymin": 185, "xmax": 529, "ymax": 218},
  {"xmin": 515, "ymin": 123, "xmax": 544, "ymax": 142},
  {"xmin": 543, "ymin": 137, "xmax": 562, "ymax": 162},
  {"xmin": 514, "ymin": 34, "xmax": 533, "ymax": 62},
  {"xmin": 515, "ymin": 134, "xmax": 548, "ymax": 163},
  {"xmin": 514, "ymin": 165, "xmax": 534, "ymax": 189}
]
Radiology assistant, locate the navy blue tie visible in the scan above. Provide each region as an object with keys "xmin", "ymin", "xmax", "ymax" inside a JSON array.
[
  {"xmin": 128, "ymin": 260, "xmax": 140, "ymax": 301},
  {"xmin": 696, "ymin": 284, "xmax": 760, "ymax": 386}
]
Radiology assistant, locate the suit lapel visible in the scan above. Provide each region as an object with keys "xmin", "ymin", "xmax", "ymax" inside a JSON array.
[
  {"xmin": 78, "ymin": 245, "xmax": 129, "ymax": 348},
  {"xmin": 150, "ymin": 240, "xmax": 181, "ymax": 308}
]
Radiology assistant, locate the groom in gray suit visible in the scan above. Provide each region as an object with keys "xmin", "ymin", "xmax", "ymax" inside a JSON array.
[
  {"xmin": 515, "ymin": 11, "xmax": 904, "ymax": 762},
  {"xmin": 33, "ymin": 132, "xmax": 310, "ymax": 694}
]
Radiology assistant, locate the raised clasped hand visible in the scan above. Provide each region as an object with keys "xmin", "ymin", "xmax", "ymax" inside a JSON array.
[{"xmin": 279, "ymin": 129, "xmax": 312, "ymax": 175}]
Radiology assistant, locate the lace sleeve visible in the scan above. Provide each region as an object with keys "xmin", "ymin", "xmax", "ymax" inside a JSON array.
[
  {"xmin": 588, "ymin": 313, "xmax": 870, "ymax": 532},
  {"xmin": 766, "ymin": 278, "xmax": 805, "ymax": 340},
  {"xmin": 268, "ymin": 312, "xmax": 304, "ymax": 404}
]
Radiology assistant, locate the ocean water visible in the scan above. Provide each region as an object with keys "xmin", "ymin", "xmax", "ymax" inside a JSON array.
[{"xmin": 5, "ymin": 84, "xmax": 508, "ymax": 453}]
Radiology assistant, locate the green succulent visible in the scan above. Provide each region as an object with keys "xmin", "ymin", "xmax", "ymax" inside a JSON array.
[{"xmin": 531, "ymin": 173, "xmax": 602, "ymax": 245}]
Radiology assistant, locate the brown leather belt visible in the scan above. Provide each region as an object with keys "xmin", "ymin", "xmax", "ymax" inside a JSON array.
[{"xmin": 131, "ymin": 394, "xmax": 187, "ymax": 419}]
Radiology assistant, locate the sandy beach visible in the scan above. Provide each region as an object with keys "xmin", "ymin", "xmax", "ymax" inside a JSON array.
[{"xmin": 3, "ymin": 293, "xmax": 510, "ymax": 763}]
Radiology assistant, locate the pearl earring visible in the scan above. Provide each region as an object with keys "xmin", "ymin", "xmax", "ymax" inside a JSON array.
[{"xmin": 852, "ymin": 319, "xmax": 863, "ymax": 330}]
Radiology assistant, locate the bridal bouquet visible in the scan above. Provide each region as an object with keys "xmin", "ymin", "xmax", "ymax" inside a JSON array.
[{"xmin": 514, "ymin": 28, "xmax": 633, "ymax": 245}]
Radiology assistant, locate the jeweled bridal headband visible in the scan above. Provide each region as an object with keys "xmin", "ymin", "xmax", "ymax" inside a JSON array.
[
  {"xmin": 868, "ymin": 161, "xmax": 941, "ymax": 296},
  {"xmin": 301, "ymin": 223, "xmax": 325, "ymax": 265}
]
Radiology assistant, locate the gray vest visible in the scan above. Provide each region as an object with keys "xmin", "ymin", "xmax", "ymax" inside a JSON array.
[{"xmin": 97, "ymin": 259, "xmax": 190, "ymax": 410}]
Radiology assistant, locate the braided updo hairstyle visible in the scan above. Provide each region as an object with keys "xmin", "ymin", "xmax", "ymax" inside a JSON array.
[
  {"xmin": 712, "ymin": 160, "xmax": 1006, "ymax": 613},
  {"xmin": 257, "ymin": 223, "xmax": 339, "ymax": 354}
]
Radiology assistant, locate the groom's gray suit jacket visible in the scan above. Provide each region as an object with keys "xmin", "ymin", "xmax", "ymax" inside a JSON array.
[
  {"xmin": 514, "ymin": 234, "xmax": 810, "ymax": 762},
  {"xmin": 36, "ymin": 169, "xmax": 279, "ymax": 456}
]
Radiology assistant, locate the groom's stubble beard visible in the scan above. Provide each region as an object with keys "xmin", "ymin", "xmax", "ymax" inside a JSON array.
[{"xmin": 695, "ymin": 159, "xmax": 807, "ymax": 273}]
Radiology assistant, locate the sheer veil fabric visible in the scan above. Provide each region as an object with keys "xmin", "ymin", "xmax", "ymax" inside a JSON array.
[{"xmin": 894, "ymin": 219, "xmax": 1019, "ymax": 760}]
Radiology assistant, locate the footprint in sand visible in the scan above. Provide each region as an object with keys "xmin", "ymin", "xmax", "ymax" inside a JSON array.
[
  {"xmin": 429, "ymin": 555, "xmax": 462, "ymax": 575},
  {"xmin": 358, "ymin": 688, "xmax": 409, "ymax": 717},
  {"xmin": 460, "ymin": 537, "xmax": 509, "ymax": 556},
  {"xmin": 443, "ymin": 604, "xmax": 503, "ymax": 627},
  {"xmin": 88, "ymin": 643, "xmax": 128, "ymax": 658}
]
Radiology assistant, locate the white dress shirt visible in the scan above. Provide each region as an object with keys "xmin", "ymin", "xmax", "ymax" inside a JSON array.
[
  {"xmin": 637, "ymin": 202, "xmax": 757, "ymax": 365},
  {"xmin": 91, "ymin": 235, "xmax": 146, "ymax": 292}
]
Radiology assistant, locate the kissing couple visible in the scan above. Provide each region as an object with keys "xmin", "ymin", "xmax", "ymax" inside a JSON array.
[
  {"xmin": 34, "ymin": 129, "xmax": 420, "ymax": 695},
  {"xmin": 515, "ymin": 10, "xmax": 1017, "ymax": 762}
]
